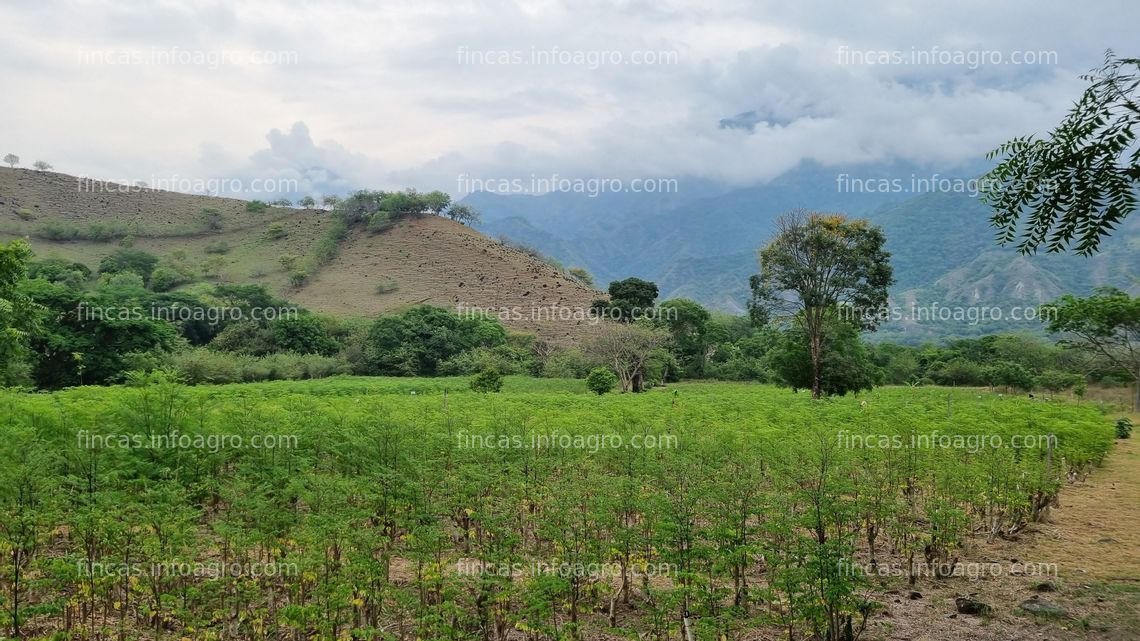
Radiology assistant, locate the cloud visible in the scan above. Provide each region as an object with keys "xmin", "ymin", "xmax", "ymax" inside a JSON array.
[{"xmin": 0, "ymin": 0, "xmax": 1133, "ymax": 196}]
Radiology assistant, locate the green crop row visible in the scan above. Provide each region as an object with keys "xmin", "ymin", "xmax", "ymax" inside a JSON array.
[{"xmin": 0, "ymin": 377, "xmax": 1115, "ymax": 640}]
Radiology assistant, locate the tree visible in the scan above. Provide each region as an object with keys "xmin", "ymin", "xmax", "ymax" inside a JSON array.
[
  {"xmin": 3, "ymin": 154, "xmax": 18, "ymax": 168},
  {"xmin": 365, "ymin": 305, "xmax": 507, "ymax": 376},
  {"xmin": 751, "ymin": 211, "xmax": 893, "ymax": 399},
  {"xmin": 983, "ymin": 52, "xmax": 1140, "ymax": 255},
  {"xmin": 98, "ymin": 249, "xmax": 159, "ymax": 284},
  {"xmin": 321, "ymin": 194, "xmax": 341, "ymax": 210},
  {"xmin": 32, "ymin": 161, "xmax": 52, "ymax": 171},
  {"xmin": 0, "ymin": 240, "xmax": 42, "ymax": 384},
  {"xmin": 299, "ymin": 195, "xmax": 317, "ymax": 208},
  {"xmin": 585, "ymin": 367, "xmax": 617, "ymax": 394},
  {"xmin": 1041, "ymin": 288, "xmax": 1140, "ymax": 410},
  {"xmin": 768, "ymin": 315, "xmax": 879, "ymax": 396},
  {"xmin": 445, "ymin": 203, "xmax": 481, "ymax": 225},
  {"xmin": 595, "ymin": 277, "xmax": 658, "ymax": 322},
  {"xmin": 657, "ymin": 298, "xmax": 711, "ymax": 378},
  {"xmin": 587, "ymin": 323, "xmax": 669, "ymax": 392},
  {"xmin": 271, "ymin": 315, "xmax": 339, "ymax": 356}
]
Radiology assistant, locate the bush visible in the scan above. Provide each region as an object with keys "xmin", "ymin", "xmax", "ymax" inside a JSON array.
[
  {"xmin": 38, "ymin": 221, "xmax": 79, "ymax": 240},
  {"xmin": 1116, "ymin": 417, "xmax": 1133, "ymax": 439},
  {"xmin": 16, "ymin": 208, "xmax": 34, "ymax": 221},
  {"xmin": 246, "ymin": 200, "xmax": 268, "ymax": 213},
  {"xmin": 172, "ymin": 348, "xmax": 349, "ymax": 384},
  {"xmin": 149, "ymin": 266, "xmax": 193, "ymax": 292},
  {"xmin": 99, "ymin": 249, "xmax": 159, "ymax": 282},
  {"xmin": 265, "ymin": 223, "xmax": 287, "ymax": 240},
  {"xmin": 585, "ymin": 367, "xmax": 618, "ymax": 395},
  {"xmin": 541, "ymin": 348, "xmax": 591, "ymax": 378},
  {"xmin": 205, "ymin": 241, "xmax": 230, "ymax": 254},
  {"xmin": 289, "ymin": 270, "xmax": 308, "ymax": 287},
  {"xmin": 375, "ymin": 280, "xmax": 399, "ymax": 294},
  {"xmin": 470, "ymin": 367, "xmax": 503, "ymax": 393}
]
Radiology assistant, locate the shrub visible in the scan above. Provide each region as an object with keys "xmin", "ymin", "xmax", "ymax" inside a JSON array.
[
  {"xmin": 375, "ymin": 280, "xmax": 399, "ymax": 294},
  {"xmin": 1116, "ymin": 417, "xmax": 1133, "ymax": 439},
  {"xmin": 38, "ymin": 221, "xmax": 79, "ymax": 240},
  {"xmin": 16, "ymin": 208, "xmax": 34, "ymax": 221},
  {"xmin": 470, "ymin": 367, "xmax": 503, "ymax": 393},
  {"xmin": 150, "ymin": 266, "xmax": 193, "ymax": 292},
  {"xmin": 278, "ymin": 254, "xmax": 300, "ymax": 271},
  {"xmin": 586, "ymin": 367, "xmax": 618, "ymax": 395},
  {"xmin": 265, "ymin": 223, "xmax": 287, "ymax": 240},
  {"xmin": 541, "ymin": 348, "xmax": 592, "ymax": 378},
  {"xmin": 289, "ymin": 270, "xmax": 308, "ymax": 287},
  {"xmin": 246, "ymin": 200, "xmax": 269, "ymax": 213},
  {"xmin": 199, "ymin": 207, "xmax": 224, "ymax": 231},
  {"xmin": 204, "ymin": 241, "xmax": 230, "ymax": 254},
  {"xmin": 99, "ymin": 248, "xmax": 159, "ymax": 282}
]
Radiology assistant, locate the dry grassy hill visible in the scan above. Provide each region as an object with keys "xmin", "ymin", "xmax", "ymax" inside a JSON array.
[{"xmin": 0, "ymin": 167, "xmax": 601, "ymax": 342}]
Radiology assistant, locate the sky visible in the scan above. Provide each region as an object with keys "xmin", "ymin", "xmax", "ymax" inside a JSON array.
[{"xmin": 0, "ymin": 0, "xmax": 1135, "ymax": 200}]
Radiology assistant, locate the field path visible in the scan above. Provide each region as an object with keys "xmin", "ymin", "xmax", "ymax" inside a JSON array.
[{"xmin": 1024, "ymin": 436, "xmax": 1140, "ymax": 582}]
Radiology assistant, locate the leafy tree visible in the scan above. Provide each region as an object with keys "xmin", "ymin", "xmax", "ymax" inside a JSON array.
[
  {"xmin": 446, "ymin": 203, "xmax": 481, "ymax": 225},
  {"xmin": 469, "ymin": 366, "xmax": 503, "ymax": 393},
  {"xmin": 595, "ymin": 277, "xmax": 658, "ymax": 322},
  {"xmin": 246, "ymin": 200, "xmax": 269, "ymax": 213},
  {"xmin": 751, "ymin": 211, "xmax": 893, "ymax": 398},
  {"xmin": 768, "ymin": 316, "xmax": 878, "ymax": 396},
  {"xmin": 299, "ymin": 195, "xmax": 317, "ymax": 208},
  {"xmin": 3, "ymin": 153, "xmax": 18, "ymax": 168},
  {"xmin": 321, "ymin": 194, "xmax": 341, "ymax": 209},
  {"xmin": 586, "ymin": 322, "xmax": 669, "ymax": 392},
  {"xmin": 98, "ymin": 249, "xmax": 159, "ymax": 284},
  {"xmin": 32, "ymin": 160, "xmax": 52, "ymax": 171},
  {"xmin": 983, "ymin": 52, "xmax": 1140, "ymax": 255},
  {"xmin": 366, "ymin": 305, "xmax": 507, "ymax": 376},
  {"xmin": 585, "ymin": 367, "xmax": 618, "ymax": 394},
  {"xmin": 657, "ymin": 298, "xmax": 711, "ymax": 378},
  {"xmin": 983, "ymin": 361, "xmax": 1034, "ymax": 392},
  {"xmin": 271, "ymin": 315, "xmax": 339, "ymax": 356},
  {"xmin": 21, "ymin": 278, "xmax": 177, "ymax": 387},
  {"xmin": 0, "ymin": 240, "xmax": 42, "ymax": 385},
  {"xmin": 1041, "ymin": 287, "xmax": 1140, "ymax": 409}
]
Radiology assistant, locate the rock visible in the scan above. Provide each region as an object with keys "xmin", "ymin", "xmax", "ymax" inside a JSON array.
[
  {"xmin": 1019, "ymin": 597, "xmax": 1068, "ymax": 617},
  {"xmin": 955, "ymin": 597, "xmax": 993, "ymax": 616}
]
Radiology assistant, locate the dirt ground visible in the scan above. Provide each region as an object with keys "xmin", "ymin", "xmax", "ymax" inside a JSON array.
[{"xmin": 856, "ymin": 435, "xmax": 1140, "ymax": 641}]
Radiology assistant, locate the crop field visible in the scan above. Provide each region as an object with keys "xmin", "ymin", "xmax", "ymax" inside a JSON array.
[{"xmin": 0, "ymin": 376, "xmax": 1117, "ymax": 640}]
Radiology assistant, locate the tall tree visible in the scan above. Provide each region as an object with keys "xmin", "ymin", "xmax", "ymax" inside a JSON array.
[
  {"xmin": 983, "ymin": 51, "xmax": 1140, "ymax": 255},
  {"xmin": 1041, "ymin": 287, "xmax": 1140, "ymax": 410},
  {"xmin": 751, "ymin": 211, "xmax": 893, "ymax": 399},
  {"xmin": 0, "ymin": 240, "xmax": 41, "ymax": 384}
]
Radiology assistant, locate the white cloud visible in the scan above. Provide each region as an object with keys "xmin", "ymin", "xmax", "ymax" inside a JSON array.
[{"xmin": 0, "ymin": 0, "xmax": 1132, "ymax": 196}]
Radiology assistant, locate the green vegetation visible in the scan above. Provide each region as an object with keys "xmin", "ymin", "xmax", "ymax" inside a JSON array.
[
  {"xmin": 984, "ymin": 52, "xmax": 1140, "ymax": 255},
  {"xmin": 585, "ymin": 366, "xmax": 617, "ymax": 394},
  {"xmin": 0, "ymin": 377, "xmax": 1114, "ymax": 640},
  {"xmin": 469, "ymin": 365, "xmax": 503, "ymax": 392}
]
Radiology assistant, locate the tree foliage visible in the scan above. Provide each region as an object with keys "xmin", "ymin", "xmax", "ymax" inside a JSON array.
[
  {"xmin": 983, "ymin": 51, "xmax": 1140, "ymax": 255},
  {"xmin": 752, "ymin": 211, "xmax": 893, "ymax": 398}
]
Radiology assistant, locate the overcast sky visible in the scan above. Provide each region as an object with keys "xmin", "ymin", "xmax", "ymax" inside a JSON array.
[{"xmin": 0, "ymin": 0, "xmax": 1135, "ymax": 199}]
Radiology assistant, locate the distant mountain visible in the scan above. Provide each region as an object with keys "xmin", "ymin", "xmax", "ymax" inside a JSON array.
[{"xmin": 467, "ymin": 161, "xmax": 1140, "ymax": 342}]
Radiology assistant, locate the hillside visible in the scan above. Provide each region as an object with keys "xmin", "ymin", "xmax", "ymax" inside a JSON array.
[
  {"xmin": 470, "ymin": 163, "xmax": 1140, "ymax": 342},
  {"xmin": 0, "ymin": 167, "xmax": 601, "ymax": 342}
]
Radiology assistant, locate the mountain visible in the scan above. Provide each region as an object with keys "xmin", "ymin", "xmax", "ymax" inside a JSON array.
[
  {"xmin": 0, "ymin": 167, "xmax": 601, "ymax": 343},
  {"xmin": 467, "ymin": 162, "xmax": 1140, "ymax": 342}
]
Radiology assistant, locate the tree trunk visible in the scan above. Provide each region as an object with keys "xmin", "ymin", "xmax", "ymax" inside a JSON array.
[{"xmin": 809, "ymin": 330, "xmax": 823, "ymax": 400}]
